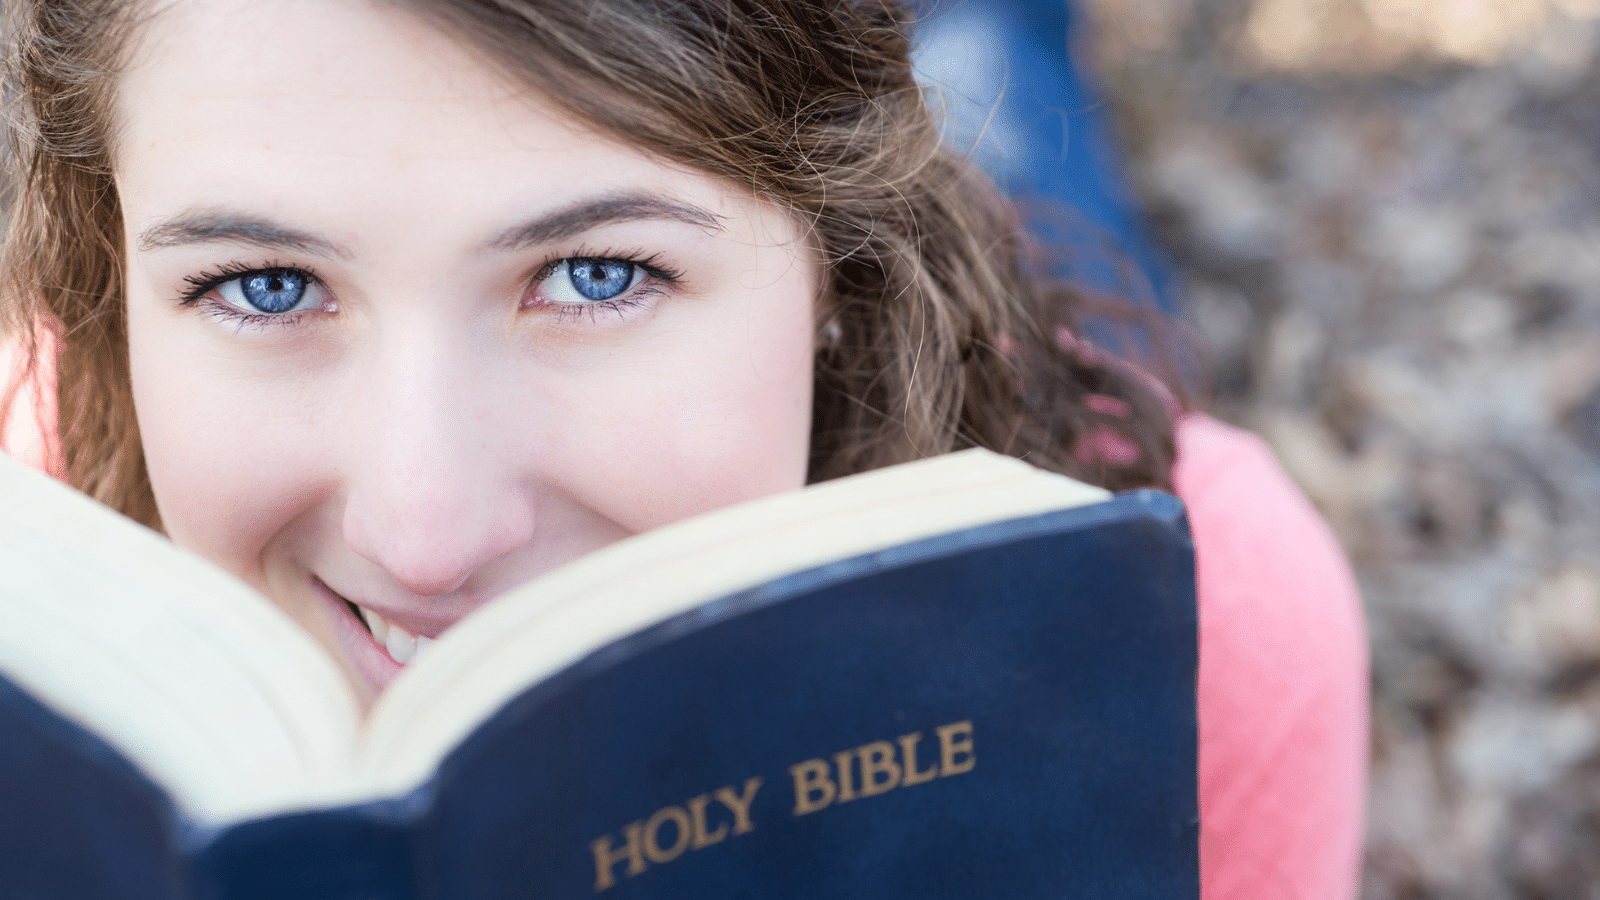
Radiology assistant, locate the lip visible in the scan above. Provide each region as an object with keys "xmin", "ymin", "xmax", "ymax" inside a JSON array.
[
  {"xmin": 314, "ymin": 577, "xmax": 403, "ymax": 696},
  {"xmin": 358, "ymin": 605, "xmax": 453, "ymax": 642},
  {"xmin": 327, "ymin": 584, "xmax": 459, "ymax": 642}
]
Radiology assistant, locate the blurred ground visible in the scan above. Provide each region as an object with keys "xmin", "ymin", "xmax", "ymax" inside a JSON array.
[{"xmin": 1076, "ymin": 0, "xmax": 1600, "ymax": 895}]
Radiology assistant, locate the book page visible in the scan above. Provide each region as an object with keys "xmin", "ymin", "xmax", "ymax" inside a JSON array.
[
  {"xmin": 0, "ymin": 453, "xmax": 365, "ymax": 826},
  {"xmin": 360, "ymin": 450, "xmax": 1110, "ymax": 795},
  {"xmin": 0, "ymin": 448, "xmax": 1110, "ymax": 822}
]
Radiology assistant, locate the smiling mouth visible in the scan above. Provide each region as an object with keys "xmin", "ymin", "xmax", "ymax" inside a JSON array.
[{"xmin": 329, "ymin": 585, "xmax": 436, "ymax": 665}]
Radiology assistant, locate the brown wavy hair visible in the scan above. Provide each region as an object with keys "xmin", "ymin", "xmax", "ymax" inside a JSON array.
[{"xmin": 2, "ymin": 0, "xmax": 1181, "ymax": 532}]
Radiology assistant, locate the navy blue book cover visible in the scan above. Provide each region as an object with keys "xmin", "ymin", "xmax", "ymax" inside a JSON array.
[{"xmin": 0, "ymin": 490, "xmax": 1197, "ymax": 899}]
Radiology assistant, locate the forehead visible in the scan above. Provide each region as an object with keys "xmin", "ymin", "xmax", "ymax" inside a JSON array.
[
  {"xmin": 113, "ymin": 0, "xmax": 781, "ymax": 245},
  {"xmin": 119, "ymin": 0, "xmax": 572, "ymax": 163}
]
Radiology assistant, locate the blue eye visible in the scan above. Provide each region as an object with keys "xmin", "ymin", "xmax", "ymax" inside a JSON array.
[
  {"xmin": 566, "ymin": 258, "xmax": 637, "ymax": 301},
  {"xmin": 207, "ymin": 267, "xmax": 328, "ymax": 317},
  {"xmin": 238, "ymin": 270, "xmax": 309, "ymax": 313},
  {"xmin": 535, "ymin": 257, "xmax": 645, "ymax": 306}
]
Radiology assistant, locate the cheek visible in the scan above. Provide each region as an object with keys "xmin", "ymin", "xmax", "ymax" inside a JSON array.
[
  {"xmin": 126, "ymin": 303, "xmax": 332, "ymax": 584},
  {"xmin": 537, "ymin": 296, "xmax": 816, "ymax": 532},
  {"xmin": 636, "ymin": 339, "xmax": 813, "ymax": 516}
]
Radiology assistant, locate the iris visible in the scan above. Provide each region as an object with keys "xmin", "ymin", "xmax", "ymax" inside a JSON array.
[
  {"xmin": 567, "ymin": 259, "xmax": 634, "ymax": 301},
  {"xmin": 240, "ymin": 270, "xmax": 309, "ymax": 314}
]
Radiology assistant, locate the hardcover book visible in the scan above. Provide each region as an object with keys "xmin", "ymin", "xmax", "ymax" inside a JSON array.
[{"xmin": 0, "ymin": 447, "xmax": 1198, "ymax": 899}]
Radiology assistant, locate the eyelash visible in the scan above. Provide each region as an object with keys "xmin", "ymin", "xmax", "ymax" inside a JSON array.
[
  {"xmin": 525, "ymin": 248, "xmax": 684, "ymax": 323},
  {"xmin": 175, "ymin": 250, "xmax": 684, "ymax": 330},
  {"xmin": 178, "ymin": 261, "xmax": 319, "ymax": 330}
]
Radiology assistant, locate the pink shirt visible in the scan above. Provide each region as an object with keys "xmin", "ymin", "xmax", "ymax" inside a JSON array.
[
  {"xmin": 4, "ymin": 342, "xmax": 1365, "ymax": 898},
  {"xmin": 1175, "ymin": 415, "xmax": 1368, "ymax": 900},
  {"xmin": 1, "ymin": 336, "xmax": 60, "ymax": 478}
]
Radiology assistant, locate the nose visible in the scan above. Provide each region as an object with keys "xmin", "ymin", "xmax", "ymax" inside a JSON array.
[{"xmin": 339, "ymin": 340, "xmax": 534, "ymax": 598}]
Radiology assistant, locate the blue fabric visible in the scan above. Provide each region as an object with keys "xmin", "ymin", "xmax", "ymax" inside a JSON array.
[{"xmin": 912, "ymin": 0, "xmax": 1178, "ymax": 312}]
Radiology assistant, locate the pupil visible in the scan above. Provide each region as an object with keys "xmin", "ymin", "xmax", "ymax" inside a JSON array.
[
  {"xmin": 241, "ymin": 270, "xmax": 305, "ymax": 314},
  {"xmin": 568, "ymin": 259, "xmax": 633, "ymax": 301}
]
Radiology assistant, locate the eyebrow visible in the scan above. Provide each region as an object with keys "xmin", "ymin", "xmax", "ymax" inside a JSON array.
[
  {"xmin": 137, "ymin": 213, "xmax": 350, "ymax": 258},
  {"xmin": 483, "ymin": 194, "xmax": 724, "ymax": 251},
  {"xmin": 135, "ymin": 193, "xmax": 724, "ymax": 258}
]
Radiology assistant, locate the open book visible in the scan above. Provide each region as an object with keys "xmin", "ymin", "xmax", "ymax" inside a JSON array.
[{"xmin": 0, "ymin": 448, "xmax": 1197, "ymax": 899}]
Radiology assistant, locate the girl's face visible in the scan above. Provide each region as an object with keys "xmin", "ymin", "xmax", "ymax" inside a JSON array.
[{"xmin": 116, "ymin": 0, "xmax": 817, "ymax": 704}]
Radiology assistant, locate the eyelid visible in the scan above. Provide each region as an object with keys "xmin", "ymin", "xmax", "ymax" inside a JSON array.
[
  {"xmin": 176, "ymin": 262, "xmax": 334, "ymax": 333},
  {"xmin": 529, "ymin": 249, "xmax": 683, "ymax": 288},
  {"xmin": 522, "ymin": 250, "xmax": 683, "ymax": 320},
  {"xmin": 178, "ymin": 261, "xmax": 327, "ymax": 308}
]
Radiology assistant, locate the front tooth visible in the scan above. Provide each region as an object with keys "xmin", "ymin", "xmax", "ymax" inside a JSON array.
[
  {"xmin": 413, "ymin": 634, "xmax": 436, "ymax": 661},
  {"xmin": 360, "ymin": 607, "xmax": 390, "ymax": 644},
  {"xmin": 386, "ymin": 626, "xmax": 418, "ymax": 665}
]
